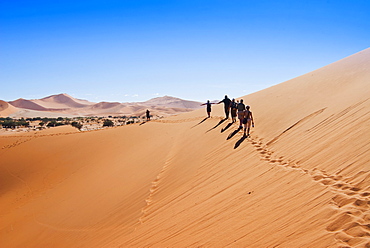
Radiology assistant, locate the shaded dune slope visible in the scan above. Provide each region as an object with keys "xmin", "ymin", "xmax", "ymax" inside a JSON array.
[
  {"xmin": 1, "ymin": 49, "xmax": 369, "ymax": 247},
  {"xmin": 8, "ymin": 99, "xmax": 52, "ymax": 112}
]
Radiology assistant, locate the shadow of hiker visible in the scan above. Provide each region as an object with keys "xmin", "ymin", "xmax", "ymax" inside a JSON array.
[
  {"xmin": 234, "ymin": 135, "xmax": 247, "ymax": 149},
  {"xmin": 221, "ymin": 122, "xmax": 233, "ymax": 133},
  {"xmin": 206, "ymin": 118, "xmax": 227, "ymax": 133},
  {"xmin": 227, "ymin": 127, "xmax": 242, "ymax": 140},
  {"xmin": 191, "ymin": 117, "xmax": 209, "ymax": 128},
  {"xmin": 139, "ymin": 122, "xmax": 146, "ymax": 126}
]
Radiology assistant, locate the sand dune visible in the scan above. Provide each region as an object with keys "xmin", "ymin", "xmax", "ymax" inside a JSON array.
[
  {"xmin": 141, "ymin": 95, "xmax": 202, "ymax": 109},
  {"xmin": 5, "ymin": 95, "xmax": 202, "ymax": 118},
  {"xmin": 33, "ymin": 93, "xmax": 95, "ymax": 109},
  {"xmin": 0, "ymin": 100, "xmax": 19, "ymax": 117},
  {"xmin": 8, "ymin": 98, "xmax": 52, "ymax": 112},
  {"xmin": 8, "ymin": 94, "xmax": 94, "ymax": 111},
  {"xmin": 1, "ymin": 48, "xmax": 369, "ymax": 247}
]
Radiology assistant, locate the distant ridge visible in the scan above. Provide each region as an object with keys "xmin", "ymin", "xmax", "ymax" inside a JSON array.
[
  {"xmin": 3, "ymin": 94, "xmax": 202, "ymax": 118},
  {"xmin": 37, "ymin": 93, "xmax": 95, "ymax": 108},
  {"xmin": 142, "ymin": 95, "xmax": 202, "ymax": 109}
]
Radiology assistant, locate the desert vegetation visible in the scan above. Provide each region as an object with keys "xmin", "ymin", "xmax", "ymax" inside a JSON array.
[{"xmin": 0, "ymin": 114, "xmax": 160, "ymax": 133}]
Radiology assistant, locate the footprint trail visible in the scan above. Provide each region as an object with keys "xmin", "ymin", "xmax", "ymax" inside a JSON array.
[{"xmin": 247, "ymin": 136, "xmax": 370, "ymax": 247}]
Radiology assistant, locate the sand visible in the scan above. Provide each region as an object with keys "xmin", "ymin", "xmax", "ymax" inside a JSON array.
[
  {"xmin": 1, "ymin": 48, "xmax": 369, "ymax": 247},
  {"xmin": 0, "ymin": 100, "xmax": 19, "ymax": 117}
]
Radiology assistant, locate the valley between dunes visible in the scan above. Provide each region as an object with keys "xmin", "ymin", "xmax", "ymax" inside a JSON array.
[{"xmin": 1, "ymin": 48, "xmax": 369, "ymax": 247}]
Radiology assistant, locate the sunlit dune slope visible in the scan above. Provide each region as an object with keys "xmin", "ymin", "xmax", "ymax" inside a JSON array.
[
  {"xmin": 1, "ymin": 48, "xmax": 369, "ymax": 247},
  {"xmin": 0, "ymin": 100, "xmax": 19, "ymax": 117},
  {"xmin": 242, "ymin": 48, "xmax": 370, "ymax": 179},
  {"xmin": 0, "ymin": 124, "xmax": 181, "ymax": 247}
]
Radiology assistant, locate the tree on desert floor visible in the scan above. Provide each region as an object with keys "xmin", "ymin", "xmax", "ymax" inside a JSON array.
[
  {"xmin": 71, "ymin": 121, "xmax": 83, "ymax": 130},
  {"xmin": 103, "ymin": 119, "xmax": 114, "ymax": 127}
]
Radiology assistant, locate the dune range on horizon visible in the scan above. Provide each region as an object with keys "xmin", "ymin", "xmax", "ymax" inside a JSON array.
[
  {"xmin": 1, "ymin": 95, "xmax": 202, "ymax": 118},
  {"xmin": 0, "ymin": 48, "xmax": 369, "ymax": 247}
]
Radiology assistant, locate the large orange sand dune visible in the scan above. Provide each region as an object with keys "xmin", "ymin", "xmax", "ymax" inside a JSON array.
[{"xmin": 0, "ymin": 48, "xmax": 369, "ymax": 247}]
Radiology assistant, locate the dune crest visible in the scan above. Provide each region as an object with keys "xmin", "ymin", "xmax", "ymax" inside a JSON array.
[{"xmin": 1, "ymin": 48, "xmax": 369, "ymax": 247}]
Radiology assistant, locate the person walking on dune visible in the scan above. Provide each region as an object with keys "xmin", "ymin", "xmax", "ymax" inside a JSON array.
[
  {"xmin": 237, "ymin": 99, "xmax": 246, "ymax": 129},
  {"xmin": 242, "ymin": 105, "xmax": 254, "ymax": 137},
  {"xmin": 201, "ymin": 100, "xmax": 215, "ymax": 118},
  {"xmin": 146, "ymin": 109, "xmax": 151, "ymax": 121},
  {"xmin": 218, "ymin": 95, "xmax": 232, "ymax": 119},
  {"xmin": 230, "ymin": 98, "xmax": 237, "ymax": 123}
]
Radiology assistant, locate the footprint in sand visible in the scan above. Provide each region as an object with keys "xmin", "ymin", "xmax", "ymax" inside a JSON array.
[
  {"xmin": 333, "ymin": 183, "xmax": 346, "ymax": 189},
  {"xmin": 320, "ymin": 179, "xmax": 335, "ymax": 186},
  {"xmin": 328, "ymin": 191, "xmax": 370, "ymax": 246},
  {"xmin": 350, "ymin": 187, "xmax": 361, "ymax": 192},
  {"xmin": 332, "ymin": 195, "xmax": 358, "ymax": 208},
  {"xmin": 353, "ymin": 199, "xmax": 369, "ymax": 209},
  {"xmin": 327, "ymin": 212, "xmax": 355, "ymax": 232},
  {"xmin": 313, "ymin": 175, "xmax": 325, "ymax": 181}
]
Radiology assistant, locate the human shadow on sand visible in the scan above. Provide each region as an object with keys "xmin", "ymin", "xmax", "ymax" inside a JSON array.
[
  {"xmin": 234, "ymin": 135, "xmax": 247, "ymax": 149},
  {"xmin": 139, "ymin": 122, "xmax": 146, "ymax": 126},
  {"xmin": 221, "ymin": 122, "xmax": 233, "ymax": 133},
  {"xmin": 227, "ymin": 127, "xmax": 242, "ymax": 140},
  {"xmin": 206, "ymin": 118, "xmax": 227, "ymax": 133},
  {"xmin": 191, "ymin": 117, "xmax": 209, "ymax": 128}
]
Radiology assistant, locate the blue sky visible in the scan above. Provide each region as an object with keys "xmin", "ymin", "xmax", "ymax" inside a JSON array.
[{"xmin": 1, "ymin": 0, "xmax": 369, "ymax": 102}]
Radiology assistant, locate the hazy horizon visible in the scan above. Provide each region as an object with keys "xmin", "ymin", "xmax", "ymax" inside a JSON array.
[{"xmin": 1, "ymin": 0, "xmax": 369, "ymax": 103}]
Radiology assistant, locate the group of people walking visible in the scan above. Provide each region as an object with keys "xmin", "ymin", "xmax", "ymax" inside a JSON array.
[{"xmin": 202, "ymin": 95, "xmax": 254, "ymax": 137}]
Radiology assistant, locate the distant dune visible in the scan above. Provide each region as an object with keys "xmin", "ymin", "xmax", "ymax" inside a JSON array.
[
  {"xmin": 8, "ymin": 98, "xmax": 51, "ymax": 112},
  {"xmin": 0, "ymin": 48, "xmax": 369, "ymax": 247},
  {"xmin": 142, "ymin": 95, "xmax": 202, "ymax": 109},
  {"xmin": 33, "ymin": 93, "xmax": 95, "ymax": 109},
  {"xmin": 2, "ymin": 94, "xmax": 203, "ymax": 118},
  {"xmin": 0, "ymin": 100, "xmax": 19, "ymax": 117}
]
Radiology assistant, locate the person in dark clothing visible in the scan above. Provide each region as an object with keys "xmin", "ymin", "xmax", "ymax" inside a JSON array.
[
  {"xmin": 237, "ymin": 99, "xmax": 246, "ymax": 128},
  {"xmin": 218, "ymin": 95, "xmax": 232, "ymax": 119},
  {"xmin": 201, "ymin": 100, "xmax": 215, "ymax": 118},
  {"xmin": 230, "ymin": 98, "xmax": 237, "ymax": 123},
  {"xmin": 146, "ymin": 109, "xmax": 151, "ymax": 121}
]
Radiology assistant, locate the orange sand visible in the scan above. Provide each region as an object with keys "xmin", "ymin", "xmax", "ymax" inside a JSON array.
[
  {"xmin": 0, "ymin": 100, "xmax": 18, "ymax": 117},
  {"xmin": 1, "ymin": 48, "xmax": 369, "ymax": 247}
]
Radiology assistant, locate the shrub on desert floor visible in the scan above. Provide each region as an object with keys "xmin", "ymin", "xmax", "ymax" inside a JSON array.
[{"xmin": 102, "ymin": 119, "xmax": 114, "ymax": 127}]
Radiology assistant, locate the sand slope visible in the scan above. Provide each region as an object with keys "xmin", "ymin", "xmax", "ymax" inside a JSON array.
[
  {"xmin": 1, "ymin": 48, "xmax": 369, "ymax": 247},
  {"xmin": 0, "ymin": 100, "xmax": 19, "ymax": 117}
]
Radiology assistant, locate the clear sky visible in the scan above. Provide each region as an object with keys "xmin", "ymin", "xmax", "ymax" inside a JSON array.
[{"xmin": 1, "ymin": 0, "xmax": 369, "ymax": 103}]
